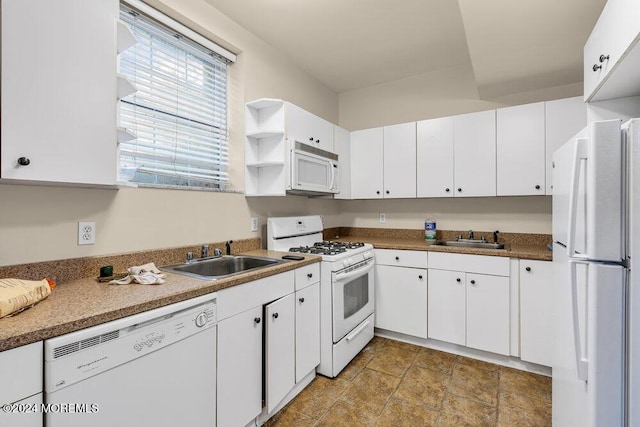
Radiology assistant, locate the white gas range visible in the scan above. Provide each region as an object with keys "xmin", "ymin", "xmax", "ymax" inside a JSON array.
[{"xmin": 267, "ymin": 216, "xmax": 375, "ymax": 377}]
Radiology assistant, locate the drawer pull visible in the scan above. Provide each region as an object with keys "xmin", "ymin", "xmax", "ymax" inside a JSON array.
[
  {"xmin": 525, "ymin": 266, "xmax": 531, "ymax": 272},
  {"xmin": 299, "ymin": 297, "xmax": 305, "ymax": 303},
  {"xmin": 307, "ymin": 273, "xmax": 313, "ymax": 278},
  {"xmin": 599, "ymin": 54, "xmax": 609, "ymax": 63},
  {"xmin": 456, "ymin": 278, "xmax": 461, "ymax": 283},
  {"xmin": 254, "ymin": 317, "xmax": 261, "ymax": 324},
  {"xmin": 272, "ymin": 312, "xmax": 279, "ymax": 319}
]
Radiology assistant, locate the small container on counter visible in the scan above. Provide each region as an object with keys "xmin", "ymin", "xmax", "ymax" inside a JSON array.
[{"xmin": 425, "ymin": 219, "xmax": 436, "ymax": 241}]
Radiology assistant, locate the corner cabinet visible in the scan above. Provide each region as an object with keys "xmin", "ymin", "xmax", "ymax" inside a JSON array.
[{"xmin": 1, "ymin": 0, "xmax": 119, "ymax": 186}]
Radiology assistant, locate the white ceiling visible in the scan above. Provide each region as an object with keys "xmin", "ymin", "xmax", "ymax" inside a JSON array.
[{"xmin": 204, "ymin": 0, "xmax": 607, "ymax": 97}]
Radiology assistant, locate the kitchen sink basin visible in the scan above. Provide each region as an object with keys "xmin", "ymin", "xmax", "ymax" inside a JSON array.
[
  {"xmin": 433, "ymin": 240, "xmax": 509, "ymax": 250},
  {"xmin": 161, "ymin": 255, "xmax": 285, "ymax": 281}
]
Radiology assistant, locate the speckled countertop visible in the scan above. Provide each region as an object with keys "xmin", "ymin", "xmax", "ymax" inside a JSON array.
[
  {"xmin": 0, "ymin": 249, "xmax": 320, "ymax": 352},
  {"xmin": 323, "ymin": 227, "xmax": 553, "ymax": 261}
]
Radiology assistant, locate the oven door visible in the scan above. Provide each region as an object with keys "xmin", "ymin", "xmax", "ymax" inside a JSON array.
[
  {"xmin": 291, "ymin": 146, "xmax": 339, "ymax": 194},
  {"xmin": 331, "ymin": 257, "xmax": 375, "ymax": 342}
]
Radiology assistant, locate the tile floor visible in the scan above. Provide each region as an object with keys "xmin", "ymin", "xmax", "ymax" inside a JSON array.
[{"xmin": 265, "ymin": 337, "xmax": 552, "ymax": 426}]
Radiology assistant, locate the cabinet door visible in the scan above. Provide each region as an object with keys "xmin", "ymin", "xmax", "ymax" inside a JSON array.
[
  {"xmin": 334, "ymin": 125, "xmax": 352, "ymax": 199},
  {"xmin": 453, "ymin": 110, "xmax": 496, "ymax": 197},
  {"xmin": 285, "ymin": 103, "xmax": 333, "ymax": 152},
  {"xmin": 466, "ymin": 273, "xmax": 510, "ymax": 355},
  {"xmin": 217, "ymin": 306, "xmax": 263, "ymax": 427},
  {"xmin": 351, "ymin": 127, "xmax": 384, "ymax": 198},
  {"xmin": 520, "ymin": 260, "xmax": 553, "ymax": 366},
  {"xmin": 295, "ymin": 283, "xmax": 320, "ymax": 382},
  {"xmin": 3, "ymin": 393, "xmax": 43, "ymax": 427},
  {"xmin": 375, "ymin": 265, "xmax": 427, "ymax": 338},
  {"xmin": 265, "ymin": 294, "xmax": 295, "ymax": 413},
  {"xmin": 496, "ymin": 102, "xmax": 545, "ymax": 196},
  {"xmin": 0, "ymin": 341, "xmax": 42, "ymax": 408},
  {"xmin": 383, "ymin": 122, "xmax": 416, "ymax": 198},
  {"xmin": 417, "ymin": 117, "xmax": 454, "ymax": 197},
  {"xmin": 545, "ymin": 97, "xmax": 586, "ymax": 194},
  {"xmin": 427, "ymin": 269, "xmax": 465, "ymax": 345},
  {"xmin": 1, "ymin": 0, "xmax": 117, "ymax": 185}
]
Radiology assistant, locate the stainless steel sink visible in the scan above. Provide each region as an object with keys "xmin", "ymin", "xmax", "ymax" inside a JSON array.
[
  {"xmin": 433, "ymin": 240, "xmax": 510, "ymax": 250},
  {"xmin": 161, "ymin": 255, "xmax": 285, "ymax": 281}
]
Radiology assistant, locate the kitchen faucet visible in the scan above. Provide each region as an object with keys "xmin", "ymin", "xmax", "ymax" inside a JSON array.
[
  {"xmin": 468, "ymin": 230, "xmax": 474, "ymax": 240},
  {"xmin": 226, "ymin": 240, "xmax": 233, "ymax": 255},
  {"xmin": 201, "ymin": 244, "xmax": 209, "ymax": 258}
]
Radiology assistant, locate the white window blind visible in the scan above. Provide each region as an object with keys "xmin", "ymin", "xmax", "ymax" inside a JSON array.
[{"xmin": 119, "ymin": 5, "xmax": 230, "ymax": 188}]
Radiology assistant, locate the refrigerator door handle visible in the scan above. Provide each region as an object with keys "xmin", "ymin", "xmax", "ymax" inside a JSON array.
[
  {"xmin": 567, "ymin": 138, "xmax": 589, "ymax": 258},
  {"xmin": 569, "ymin": 258, "xmax": 589, "ymax": 381}
]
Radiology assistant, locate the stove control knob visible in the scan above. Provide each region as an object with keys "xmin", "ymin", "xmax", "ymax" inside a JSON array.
[
  {"xmin": 343, "ymin": 259, "xmax": 350, "ymax": 267},
  {"xmin": 363, "ymin": 251, "xmax": 372, "ymax": 258}
]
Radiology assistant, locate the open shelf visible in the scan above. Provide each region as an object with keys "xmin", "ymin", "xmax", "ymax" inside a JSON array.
[
  {"xmin": 246, "ymin": 130, "xmax": 285, "ymax": 140},
  {"xmin": 246, "ymin": 98, "xmax": 284, "ymax": 110},
  {"xmin": 246, "ymin": 161, "xmax": 285, "ymax": 168}
]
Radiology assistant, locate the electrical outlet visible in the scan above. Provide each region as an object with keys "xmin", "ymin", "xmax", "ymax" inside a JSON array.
[
  {"xmin": 379, "ymin": 213, "xmax": 386, "ymax": 223},
  {"xmin": 78, "ymin": 221, "xmax": 96, "ymax": 245},
  {"xmin": 250, "ymin": 217, "xmax": 258, "ymax": 232}
]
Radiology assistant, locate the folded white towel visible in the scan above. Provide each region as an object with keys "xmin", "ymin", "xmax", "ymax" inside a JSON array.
[{"xmin": 109, "ymin": 262, "xmax": 166, "ymax": 285}]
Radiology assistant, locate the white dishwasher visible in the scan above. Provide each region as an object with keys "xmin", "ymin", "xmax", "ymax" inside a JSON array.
[{"xmin": 44, "ymin": 293, "xmax": 217, "ymax": 427}]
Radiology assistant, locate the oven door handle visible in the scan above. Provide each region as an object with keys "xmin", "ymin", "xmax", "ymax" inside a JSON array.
[{"xmin": 334, "ymin": 259, "xmax": 374, "ymax": 283}]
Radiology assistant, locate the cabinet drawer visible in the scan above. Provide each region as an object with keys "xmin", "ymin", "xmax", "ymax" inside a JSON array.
[
  {"xmin": 375, "ymin": 249, "xmax": 428, "ymax": 268},
  {"xmin": 428, "ymin": 252, "xmax": 509, "ymax": 276},
  {"xmin": 217, "ymin": 271, "xmax": 294, "ymax": 320},
  {"xmin": 295, "ymin": 263, "xmax": 320, "ymax": 291}
]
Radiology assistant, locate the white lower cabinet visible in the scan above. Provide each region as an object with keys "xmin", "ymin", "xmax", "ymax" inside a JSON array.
[
  {"xmin": 295, "ymin": 282, "xmax": 320, "ymax": 383},
  {"xmin": 217, "ymin": 305, "xmax": 263, "ymax": 427},
  {"xmin": 265, "ymin": 294, "xmax": 295, "ymax": 413},
  {"xmin": 0, "ymin": 341, "xmax": 43, "ymax": 427},
  {"xmin": 375, "ymin": 264, "xmax": 428, "ymax": 338},
  {"xmin": 519, "ymin": 260, "xmax": 553, "ymax": 366},
  {"xmin": 427, "ymin": 252, "xmax": 511, "ymax": 356}
]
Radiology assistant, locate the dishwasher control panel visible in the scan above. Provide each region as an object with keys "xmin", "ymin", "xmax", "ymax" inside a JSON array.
[{"xmin": 44, "ymin": 294, "xmax": 217, "ymax": 393}]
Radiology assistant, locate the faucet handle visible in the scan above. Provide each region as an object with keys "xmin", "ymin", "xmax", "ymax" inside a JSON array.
[
  {"xmin": 214, "ymin": 248, "xmax": 222, "ymax": 257},
  {"xmin": 468, "ymin": 230, "xmax": 474, "ymax": 240},
  {"xmin": 187, "ymin": 251, "xmax": 194, "ymax": 262},
  {"xmin": 201, "ymin": 244, "xmax": 209, "ymax": 258}
]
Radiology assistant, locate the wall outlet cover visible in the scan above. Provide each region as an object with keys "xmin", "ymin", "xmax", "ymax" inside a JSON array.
[
  {"xmin": 251, "ymin": 217, "xmax": 258, "ymax": 232},
  {"xmin": 379, "ymin": 213, "xmax": 386, "ymax": 223},
  {"xmin": 78, "ymin": 221, "xmax": 96, "ymax": 245}
]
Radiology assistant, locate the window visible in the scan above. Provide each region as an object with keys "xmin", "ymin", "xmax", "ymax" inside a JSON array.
[{"xmin": 118, "ymin": 3, "xmax": 233, "ymax": 189}]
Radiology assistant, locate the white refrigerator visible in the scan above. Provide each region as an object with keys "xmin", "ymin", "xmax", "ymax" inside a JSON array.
[{"xmin": 552, "ymin": 118, "xmax": 640, "ymax": 426}]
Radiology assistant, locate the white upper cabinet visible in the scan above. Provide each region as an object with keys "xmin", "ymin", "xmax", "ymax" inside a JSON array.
[
  {"xmin": 383, "ymin": 122, "xmax": 416, "ymax": 198},
  {"xmin": 333, "ymin": 126, "xmax": 352, "ymax": 200},
  {"xmin": 1, "ymin": 0, "xmax": 118, "ymax": 186},
  {"xmin": 285, "ymin": 103, "xmax": 334, "ymax": 152},
  {"xmin": 544, "ymin": 97, "xmax": 586, "ymax": 195},
  {"xmin": 351, "ymin": 127, "xmax": 384, "ymax": 198},
  {"xmin": 496, "ymin": 102, "xmax": 546, "ymax": 196},
  {"xmin": 417, "ymin": 117, "xmax": 454, "ymax": 197},
  {"xmin": 584, "ymin": 0, "xmax": 640, "ymax": 101},
  {"xmin": 453, "ymin": 110, "xmax": 497, "ymax": 197}
]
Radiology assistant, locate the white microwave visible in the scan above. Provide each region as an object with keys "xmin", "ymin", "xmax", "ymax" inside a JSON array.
[{"xmin": 288, "ymin": 140, "xmax": 339, "ymax": 196}]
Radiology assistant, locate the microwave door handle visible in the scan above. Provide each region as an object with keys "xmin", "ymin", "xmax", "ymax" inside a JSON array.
[
  {"xmin": 569, "ymin": 259, "xmax": 589, "ymax": 381},
  {"xmin": 330, "ymin": 162, "xmax": 337, "ymax": 189},
  {"xmin": 567, "ymin": 138, "xmax": 588, "ymax": 258}
]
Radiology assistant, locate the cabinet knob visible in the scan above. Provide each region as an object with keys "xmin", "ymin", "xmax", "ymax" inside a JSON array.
[
  {"xmin": 385, "ymin": 190, "xmax": 390, "ymax": 194},
  {"xmin": 525, "ymin": 266, "xmax": 531, "ymax": 272},
  {"xmin": 307, "ymin": 273, "xmax": 313, "ymax": 278},
  {"xmin": 456, "ymin": 278, "xmax": 461, "ymax": 283},
  {"xmin": 309, "ymin": 137, "xmax": 314, "ymax": 141},
  {"xmin": 272, "ymin": 312, "xmax": 279, "ymax": 319},
  {"xmin": 593, "ymin": 64, "xmax": 602, "ymax": 72},
  {"xmin": 395, "ymin": 256, "xmax": 400, "ymax": 261},
  {"xmin": 599, "ymin": 54, "xmax": 610, "ymax": 63},
  {"xmin": 17, "ymin": 157, "xmax": 30, "ymax": 166},
  {"xmin": 376, "ymin": 191, "xmax": 380, "ymax": 195},
  {"xmin": 470, "ymin": 279, "xmax": 476, "ymax": 285},
  {"xmin": 254, "ymin": 317, "xmax": 261, "ymax": 324},
  {"xmin": 418, "ymin": 275, "xmax": 423, "ymax": 279},
  {"xmin": 445, "ymin": 188, "xmax": 450, "ymax": 192},
  {"xmin": 299, "ymin": 297, "xmax": 305, "ymax": 303},
  {"xmin": 457, "ymin": 188, "xmax": 462, "ymax": 192},
  {"xmin": 535, "ymin": 185, "xmax": 540, "ymax": 190},
  {"xmin": 315, "ymin": 139, "xmax": 320, "ymax": 144}
]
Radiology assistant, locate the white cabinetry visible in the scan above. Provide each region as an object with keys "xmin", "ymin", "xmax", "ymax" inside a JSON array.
[
  {"xmin": 1, "ymin": 0, "xmax": 118, "ymax": 186},
  {"xmin": 545, "ymin": 97, "xmax": 586, "ymax": 195},
  {"xmin": 520, "ymin": 260, "xmax": 553, "ymax": 366},
  {"xmin": 285, "ymin": 103, "xmax": 334, "ymax": 152},
  {"xmin": 417, "ymin": 117, "xmax": 454, "ymax": 197},
  {"xmin": 351, "ymin": 127, "xmax": 384, "ymax": 198},
  {"xmin": 496, "ymin": 102, "xmax": 546, "ymax": 196},
  {"xmin": 295, "ymin": 281, "xmax": 320, "ymax": 383},
  {"xmin": 351, "ymin": 123, "xmax": 416, "ymax": 199},
  {"xmin": 383, "ymin": 123, "xmax": 416, "ymax": 198},
  {"xmin": 453, "ymin": 110, "xmax": 497, "ymax": 197},
  {"xmin": 374, "ymin": 249, "xmax": 428, "ymax": 338},
  {"xmin": 584, "ymin": 0, "xmax": 640, "ymax": 101},
  {"xmin": 333, "ymin": 126, "xmax": 352, "ymax": 199},
  {"xmin": 428, "ymin": 253, "xmax": 510, "ymax": 355},
  {"xmin": 265, "ymin": 294, "xmax": 295, "ymax": 413},
  {"xmin": 0, "ymin": 341, "xmax": 43, "ymax": 427}
]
